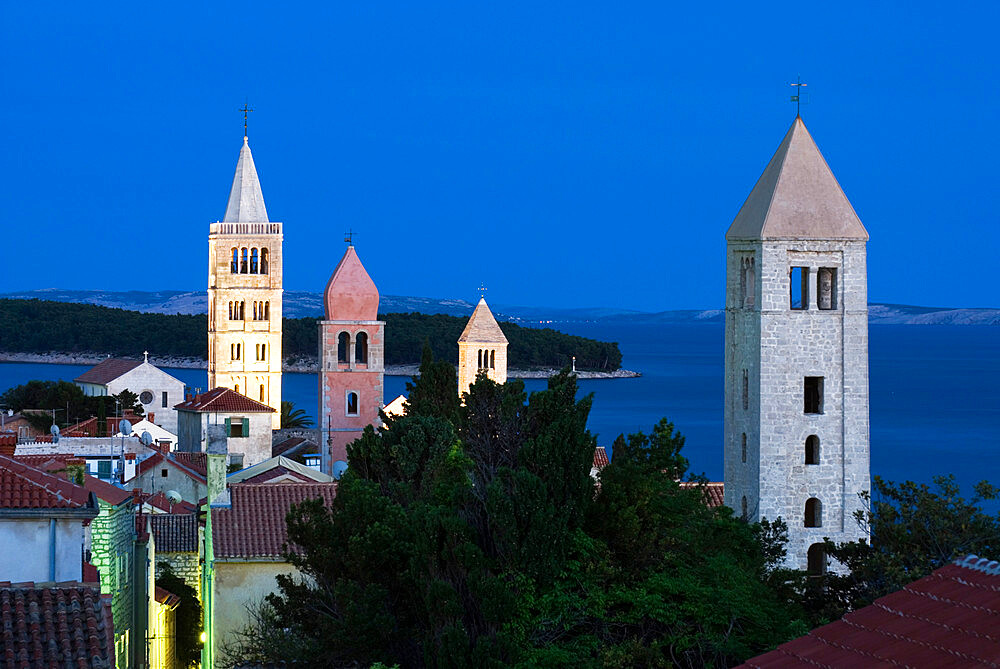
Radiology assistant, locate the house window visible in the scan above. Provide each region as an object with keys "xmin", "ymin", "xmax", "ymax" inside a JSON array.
[
  {"xmin": 263, "ymin": 301, "xmax": 269, "ymax": 321},
  {"xmin": 818, "ymin": 268, "xmax": 837, "ymax": 310},
  {"xmin": 807, "ymin": 543, "xmax": 827, "ymax": 576},
  {"xmin": 338, "ymin": 332, "xmax": 350, "ymax": 364},
  {"xmin": 160, "ymin": 468, "xmax": 168, "ymax": 478},
  {"xmin": 97, "ymin": 460, "xmax": 111, "ymax": 479},
  {"xmin": 139, "ymin": 391, "xmax": 153, "ymax": 405},
  {"xmin": 790, "ymin": 266, "xmax": 808, "ymax": 310},
  {"xmin": 355, "ymin": 332, "xmax": 368, "ymax": 364},
  {"xmin": 804, "ymin": 377, "xmax": 823, "ymax": 414},
  {"xmin": 225, "ymin": 417, "xmax": 248, "ymax": 438},
  {"xmin": 240, "ymin": 248, "xmax": 249, "ymax": 273},
  {"xmin": 805, "ymin": 435, "xmax": 820, "ymax": 465},
  {"xmin": 490, "ymin": 350, "xmax": 495, "ymax": 369},
  {"xmin": 741, "ymin": 433, "xmax": 747, "ymax": 463},
  {"xmin": 346, "ymin": 392, "xmax": 359, "ymax": 416},
  {"xmin": 239, "ymin": 301, "xmax": 245, "ymax": 320},
  {"xmin": 477, "ymin": 349, "xmax": 483, "ymax": 369},
  {"xmin": 741, "ymin": 496, "xmax": 748, "ymax": 521},
  {"xmin": 231, "ymin": 343, "xmax": 242, "ymax": 361},
  {"xmin": 805, "ymin": 498, "xmax": 822, "ymax": 528},
  {"xmin": 162, "ymin": 392, "xmax": 168, "ymax": 408},
  {"xmin": 740, "ymin": 255, "xmax": 755, "ymax": 308}
]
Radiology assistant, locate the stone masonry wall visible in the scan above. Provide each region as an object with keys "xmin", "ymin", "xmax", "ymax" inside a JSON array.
[
  {"xmin": 90, "ymin": 499, "xmax": 135, "ymax": 667},
  {"xmin": 156, "ymin": 551, "xmax": 202, "ymax": 602}
]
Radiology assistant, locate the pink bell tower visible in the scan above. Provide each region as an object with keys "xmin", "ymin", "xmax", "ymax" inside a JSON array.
[{"xmin": 318, "ymin": 245, "xmax": 384, "ymax": 474}]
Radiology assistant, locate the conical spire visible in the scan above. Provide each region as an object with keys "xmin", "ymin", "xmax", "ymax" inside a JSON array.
[
  {"xmin": 726, "ymin": 117, "xmax": 868, "ymax": 241},
  {"xmin": 324, "ymin": 246, "xmax": 379, "ymax": 321},
  {"xmin": 458, "ymin": 298, "xmax": 508, "ymax": 344},
  {"xmin": 223, "ymin": 137, "xmax": 269, "ymax": 223}
]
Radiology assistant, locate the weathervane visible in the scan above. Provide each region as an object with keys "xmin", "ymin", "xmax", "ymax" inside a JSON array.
[
  {"xmin": 344, "ymin": 229, "xmax": 356, "ymax": 245},
  {"xmin": 790, "ymin": 76, "xmax": 807, "ymax": 117},
  {"xmin": 240, "ymin": 101, "xmax": 254, "ymax": 137}
]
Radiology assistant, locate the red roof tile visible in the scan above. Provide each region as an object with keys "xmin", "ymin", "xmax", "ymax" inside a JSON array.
[
  {"xmin": 74, "ymin": 358, "xmax": 142, "ymax": 385},
  {"xmin": 140, "ymin": 491, "xmax": 197, "ymax": 515},
  {"xmin": 150, "ymin": 513, "xmax": 199, "ymax": 552},
  {"xmin": 679, "ymin": 481, "xmax": 725, "ymax": 508},
  {"xmin": 172, "ymin": 452, "xmax": 208, "ymax": 477},
  {"xmin": 0, "ymin": 583, "xmax": 114, "ymax": 667},
  {"xmin": 738, "ymin": 556, "xmax": 1000, "ymax": 668},
  {"xmin": 83, "ymin": 475, "xmax": 133, "ymax": 506},
  {"xmin": 175, "ymin": 387, "xmax": 275, "ymax": 413},
  {"xmin": 137, "ymin": 453, "xmax": 206, "ymax": 483},
  {"xmin": 593, "ymin": 446, "xmax": 609, "ymax": 469},
  {"xmin": 213, "ymin": 483, "xmax": 337, "ymax": 559},
  {"xmin": 0, "ymin": 455, "xmax": 96, "ymax": 511},
  {"xmin": 154, "ymin": 585, "xmax": 181, "ymax": 609}
]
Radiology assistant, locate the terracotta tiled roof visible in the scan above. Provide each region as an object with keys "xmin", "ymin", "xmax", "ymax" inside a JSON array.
[
  {"xmin": 739, "ymin": 555, "xmax": 1000, "ymax": 668},
  {"xmin": 213, "ymin": 483, "xmax": 337, "ymax": 559},
  {"xmin": 141, "ymin": 491, "xmax": 197, "ymax": 515},
  {"xmin": 0, "ymin": 455, "xmax": 95, "ymax": 510},
  {"xmin": 593, "ymin": 447, "xmax": 609, "ymax": 470},
  {"xmin": 137, "ymin": 453, "xmax": 206, "ymax": 483},
  {"xmin": 154, "ymin": 585, "xmax": 181, "ymax": 610},
  {"xmin": 272, "ymin": 436, "xmax": 311, "ymax": 458},
  {"xmin": 679, "ymin": 481, "xmax": 725, "ymax": 508},
  {"xmin": 0, "ymin": 583, "xmax": 114, "ymax": 667},
  {"xmin": 173, "ymin": 452, "xmax": 208, "ymax": 477},
  {"xmin": 82, "ymin": 475, "xmax": 133, "ymax": 506},
  {"xmin": 150, "ymin": 513, "xmax": 199, "ymax": 553},
  {"xmin": 73, "ymin": 358, "xmax": 142, "ymax": 385},
  {"xmin": 174, "ymin": 387, "xmax": 275, "ymax": 413}
]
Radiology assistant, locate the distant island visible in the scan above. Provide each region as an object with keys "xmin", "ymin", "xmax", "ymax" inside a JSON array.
[
  {"xmin": 0, "ymin": 299, "xmax": 627, "ymax": 376},
  {"xmin": 2, "ymin": 288, "xmax": 997, "ymax": 325}
]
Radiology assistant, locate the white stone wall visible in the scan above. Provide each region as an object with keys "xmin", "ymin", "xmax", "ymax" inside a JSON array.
[
  {"xmin": 457, "ymin": 342, "xmax": 508, "ymax": 398},
  {"xmin": 724, "ymin": 239, "xmax": 870, "ymax": 570},
  {"xmin": 175, "ymin": 410, "xmax": 271, "ymax": 467},
  {"xmin": 108, "ymin": 363, "xmax": 185, "ymax": 435},
  {"xmin": 0, "ymin": 518, "xmax": 88, "ymax": 582}
]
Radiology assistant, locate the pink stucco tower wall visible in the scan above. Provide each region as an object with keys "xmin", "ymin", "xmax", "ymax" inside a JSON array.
[{"xmin": 318, "ymin": 245, "xmax": 384, "ymax": 474}]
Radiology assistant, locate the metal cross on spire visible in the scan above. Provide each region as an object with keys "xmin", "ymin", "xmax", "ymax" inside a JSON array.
[
  {"xmin": 790, "ymin": 76, "xmax": 807, "ymax": 117},
  {"xmin": 240, "ymin": 101, "xmax": 254, "ymax": 138},
  {"xmin": 344, "ymin": 229, "xmax": 356, "ymax": 245}
]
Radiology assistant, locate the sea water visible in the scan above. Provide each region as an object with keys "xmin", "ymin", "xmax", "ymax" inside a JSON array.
[{"xmin": 1, "ymin": 324, "xmax": 997, "ymax": 497}]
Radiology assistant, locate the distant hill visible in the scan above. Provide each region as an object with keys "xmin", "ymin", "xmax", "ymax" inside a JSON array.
[{"xmin": 1, "ymin": 289, "xmax": 998, "ymax": 325}]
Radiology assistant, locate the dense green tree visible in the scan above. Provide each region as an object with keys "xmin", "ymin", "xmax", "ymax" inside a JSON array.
[
  {"xmin": 221, "ymin": 369, "xmax": 804, "ymax": 667},
  {"xmin": 401, "ymin": 340, "xmax": 460, "ymax": 426},
  {"xmin": 156, "ymin": 564, "xmax": 203, "ymax": 668},
  {"xmin": 802, "ymin": 475, "xmax": 1000, "ymax": 625},
  {"xmin": 280, "ymin": 401, "xmax": 315, "ymax": 428}
]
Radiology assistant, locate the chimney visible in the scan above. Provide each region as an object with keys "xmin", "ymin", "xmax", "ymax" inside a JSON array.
[
  {"xmin": 0, "ymin": 436, "xmax": 15, "ymax": 456},
  {"xmin": 147, "ymin": 412, "xmax": 154, "ymax": 424},
  {"xmin": 123, "ymin": 452, "xmax": 137, "ymax": 482},
  {"xmin": 206, "ymin": 424, "xmax": 229, "ymax": 503},
  {"xmin": 132, "ymin": 488, "xmax": 142, "ymax": 507},
  {"xmin": 155, "ymin": 439, "xmax": 171, "ymax": 454}
]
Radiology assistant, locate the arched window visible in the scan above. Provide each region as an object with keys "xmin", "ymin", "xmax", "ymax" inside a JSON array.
[
  {"xmin": 240, "ymin": 248, "xmax": 248, "ymax": 273},
  {"xmin": 260, "ymin": 248, "xmax": 269, "ymax": 274},
  {"xmin": 805, "ymin": 435, "xmax": 820, "ymax": 465},
  {"xmin": 807, "ymin": 543, "xmax": 827, "ymax": 576},
  {"xmin": 250, "ymin": 248, "xmax": 259, "ymax": 273},
  {"xmin": 478, "ymin": 349, "xmax": 483, "ymax": 369},
  {"xmin": 234, "ymin": 383, "xmax": 239, "ymax": 394},
  {"xmin": 741, "ymin": 496, "xmax": 748, "ymax": 521},
  {"xmin": 338, "ymin": 332, "xmax": 350, "ymax": 364},
  {"xmin": 228, "ymin": 302, "xmax": 233, "ymax": 320},
  {"xmin": 741, "ymin": 433, "xmax": 747, "ymax": 463},
  {"xmin": 260, "ymin": 384, "xmax": 266, "ymax": 401},
  {"xmin": 255, "ymin": 343, "xmax": 260, "ymax": 360},
  {"xmin": 231, "ymin": 248, "xmax": 239, "ymax": 273},
  {"xmin": 346, "ymin": 392, "xmax": 359, "ymax": 416},
  {"xmin": 264, "ymin": 302, "xmax": 269, "ymax": 321},
  {"xmin": 355, "ymin": 332, "xmax": 368, "ymax": 364},
  {"xmin": 805, "ymin": 498, "xmax": 822, "ymax": 528},
  {"xmin": 252, "ymin": 302, "xmax": 258, "ymax": 320},
  {"xmin": 236, "ymin": 343, "xmax": 241, "ymax": 359},
  {"xmin": 239, "ymin": 302, "xmax": 245, "ymax": 320},
  {"xmin": 260, "ymin": 343, "xmax": 266, "ymax": 360},
  {"xmin": 490, "ymin": 350, "xmax": 495, "ymax": 369}
]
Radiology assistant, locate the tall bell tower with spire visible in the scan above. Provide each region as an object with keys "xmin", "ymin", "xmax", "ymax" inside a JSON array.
[{"xmin": 207, "ymin": 130, "xmax": 283, "ymax": 429}]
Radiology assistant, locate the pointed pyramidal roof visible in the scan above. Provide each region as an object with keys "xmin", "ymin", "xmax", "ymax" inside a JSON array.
[
  {"xmin": 458, "ymin": 299, "xmax": 508, "ymax": 344},
  {"xmin": 223, "ymin": 137, "xmax": 269, "ymax": 223},
  {"xmin": 726, "ymin": 117, "xmax": 868, "ymax": 241},
  {"xmin": 324, "ymin": 246, "xmax": 379, "ymax": 321}
]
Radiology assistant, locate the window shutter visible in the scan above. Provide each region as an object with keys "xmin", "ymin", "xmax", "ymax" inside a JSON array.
[
  {"xmin": 242, "ymin": 418, "xmax": 249, "ymax": 437},
  {"xmin": 224, "ymin": 418, "xmax": 231, "ymax": 436}
]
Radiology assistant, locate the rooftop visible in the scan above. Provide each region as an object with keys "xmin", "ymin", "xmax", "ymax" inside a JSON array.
[
  {"xmin": 213, "ymin": 483, "xmax": 337, "ymax": 559},
  {"xmin": 174, "ymin": 387, "xmax": 275, "ymax": 414},
  {"xmin": 73, "ymin": 358, "xmax": 142, "ymax": 385},
  {"xmin": 323, "ymin": 245, "xmax": 380, "ymax": 321},
  {"xmin": 0, "ymin": 455, "xmax": 96, "ymax": 511},
  {"xmin": 457, "ymin": 298, "xmax": 508, "ymax": 344},
  {"xmin": 739, "ymin": 555, "xmax": 1000, "ymax": 667},
  {"xmin": 679, "ymin": 481, "xmax": 725, "ymax": 508},
  {"xmin": 223, "ymin": 137, "xmax": 269, "ymax": 223},
  {"xmin": 150, "ymin": 513, "xmax": 199, "ymax": 553}
]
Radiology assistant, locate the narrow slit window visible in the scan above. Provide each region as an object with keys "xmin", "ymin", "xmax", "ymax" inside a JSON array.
[
  {"xmin": 478, "ymin": 349, "xmax": 483, "ymax": 369},
  {"xmin": 230, "ymin": 248, "xmax": 239, "ymax": 273},
  {"xmin": 741, "ymin": 433, "xmax": 747, "ymax": 463},
  {"xmin": 742, "ymin": 369, "xmax": 749, "ymax": 411},
  {"xmin": 490, "ymin": 350, "xmax": 495, "ymax": 369},
  {"xmin": 805, "ymin": 435, "xmax": 820, "ymax": 465},
  {"xmin": 346, "ymin": 392, "xmax": 359, "ymax": 416},
  {"xmin": 818, "ymin": 268, "xmax": 837, "ymax": 310},
  {"xmin": 240, "ymin": 248, "xmax": 249, "ymax": 274},
  {"xmin": 250, "ymin": 248, "xmax": 259, "ymax": 274},
  {"xmin": 741, "ymin": 496, "xmax": 748, "ymax": 521},
  {"xmin": 790, "ymin": 266, "xmax": 808, "ymax": 310},
  {"xmin": 259, "ymin": 384, "xmax": 265, "ymax": 401},
  {"xmin": 804, "ymin": 377, "xmax": 823, "ymax": 414},
  {"xmin": 260, "ymin": 248, "xmax": 269, "ymax": 274},
  {"xmin": 805, "ymin": 497, "xmax": 822, "ymax": 527},
  {"xmin": 264, "ymin": 302, "xmax": 269, "ymax": 321}
]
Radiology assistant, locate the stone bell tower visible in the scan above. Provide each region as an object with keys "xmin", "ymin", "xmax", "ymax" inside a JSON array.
[
  {"xmin": 318, "ymin": 245, "xmax": 384, "ymax": 474},
  {"xmin": 457, "ymin": 298, "xmax": 508, "ymax": 398},
  {"xmin": 723, "ymin": 116, "xmax": 871, "ymax": 572},
  {"xmin": 207, "ymin": 135, "xmax": 283, "ymax": 429}
]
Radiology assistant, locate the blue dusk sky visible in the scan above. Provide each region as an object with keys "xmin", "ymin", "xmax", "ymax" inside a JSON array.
[{"xmin": 1, "ymin": 2, "xmax": 996, "ymax": 311}]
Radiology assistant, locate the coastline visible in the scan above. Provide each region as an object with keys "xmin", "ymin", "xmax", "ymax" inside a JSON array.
[{"xmin": 0, "ymin": 351, "xmax": 640, "ymax": 380}]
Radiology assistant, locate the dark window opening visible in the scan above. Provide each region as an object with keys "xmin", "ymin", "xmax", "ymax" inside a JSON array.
[
  {"xmin": 260, "ymin": 248, "xmax": 269, "ymax": 274},
  {"xmin": 805, "ymin": 435, "xmax": 820, "ymax": 465},
  {"xmin": 741, "ymin": 496, "xmax": 748, "ymax": 521},
  {"xmin": 250, "ymin": 248, "xmax": 259, "ymax": 274},
  {"xmin": 741, "ymin": 256, "xmax": 756, "ymax": 308},
  {"xmin": 161, "ymin": 469, "xmax": 168, "ymax": 478},
  {"xmin": 741, "ymin": 433, "xmax": 747, "ymax": 463},
  {"xmin": 162, "ymin": 392, "xmax": 168, "ymax": 408},
  {"xmin": 355, "ymin": 332, "xmax": 369, "ymax": 364},
  {"xmin": 338, "ymin": 332, "xmax": 350, "ymax": 363},
  {"xmin": 240, "ymin": 248, "xmax": 249, "ymax": 274},
  {"xmin": 477, "ymin": 349, "xmax": 483, "ymax": 369},
  {"xmin": 347, "ymin": 392, "xmax": 359, "ymax": 416},
  {"xmin": 226, "ymin": 417, "xmax": 248, "ymax": 438},
  {"xmin": 790, "ymin": 266, "xmax": 808, "ymax": 310},
  {"xmin": 818, "ymin": 268, "xmax": 837, "ymax": 310},
  {"xmin": 260, "ymin": 384, "xmax": 265, "ymax": 401},
  {"xmin": 490, "ymin": 350, "xmax": 495, "ymax": 369},
  {"xmin": 231, "ymin": 248, "xmax": 239, "ymax": 273},
  {"xmin": 804, "ymin": 377, "xmax": 823, "ymax": 414},
  {"xmin": 807, "ymin": 543, "xmax": 827, "ymax": 576},
  {"xmin": 742, "ymin": 369, "xmax": 749, "ymax": 411},
  {"xmin": 264, "ymin": 301, "xmax": 269, "ymax": 321},
  {"xmin": 805, "ymin": 497, "xmax": 822, "ymax": 527}
]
